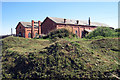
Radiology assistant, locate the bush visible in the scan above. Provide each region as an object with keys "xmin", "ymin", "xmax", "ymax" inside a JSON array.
[
  {"xmin": 42, "ymin": 28, "xmax": 77, "ymax": 40},
  {"xmin": 115, "ymin": 28, "xmax": 120, "ymax": 32},
  {"xmin": 85, "ymin": 27, "xmax": 117, "ymax": 39},
  {"xmin": 114, "ymin": 28, "xmax": 120, "ymax": 37}
]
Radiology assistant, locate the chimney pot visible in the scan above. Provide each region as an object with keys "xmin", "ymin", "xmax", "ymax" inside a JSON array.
[
  {"xmin": 76, "ymin": 20, "xmax": 79, "ymax": 24},
  {"xmin": 64, "ymin": 19, "xmax": 66, "ymax": 23}
]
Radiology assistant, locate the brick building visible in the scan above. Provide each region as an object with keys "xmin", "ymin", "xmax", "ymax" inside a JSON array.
[
  {"xmin": 16, "ymin": 17, "xmax": 109, "ymax": 38},
  {"xmin": 41, "ymin": 17, "xmax": 109, "ymax": 38},
  {"xmin": 16, "ymin": 20, "xmax": 41, "ymax": 38}
]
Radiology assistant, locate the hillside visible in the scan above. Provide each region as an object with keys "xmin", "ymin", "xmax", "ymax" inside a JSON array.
[{"xmin": 2, "ymin": 36, "xmax": 120, "ymax": 79}]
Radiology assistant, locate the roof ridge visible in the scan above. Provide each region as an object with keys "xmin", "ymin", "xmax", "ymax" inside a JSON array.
[
  {"xmin": 48, "ymin": 16, "xmax": 87, "ymax": 21},
  {"xmin": 20, "ymin": 21, "xmax": 30, "ymax": 22}
]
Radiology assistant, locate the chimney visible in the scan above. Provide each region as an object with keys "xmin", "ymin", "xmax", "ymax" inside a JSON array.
[
  {"xmin": 64, "ymin": 19, "xmax": 66, "ymax": 23},
  {"xmin": 38, "ymin": 21, "xmax": 41, "ymax": 35},
  {"xmin": 31, "ymin": 20, "xmax": 35, "ymax": 38},
  {"xmin": 88, "ymin": 17, "xmax": 91, "ymax": 25},
  {"xmin": 76, "ymin": 20, "xmax": 79, "ymax": 24}
]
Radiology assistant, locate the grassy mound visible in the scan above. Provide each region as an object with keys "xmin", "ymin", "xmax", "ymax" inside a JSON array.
[
  {"xmin": 2, "ymin": 36, "xmax": 119, "ymax": 79},
  {"xmin": 2, "ymin": 36, "xmax": 50, "ymax": 53}
]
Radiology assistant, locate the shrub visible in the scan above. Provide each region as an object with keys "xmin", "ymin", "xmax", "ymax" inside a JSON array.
[
  {"xmin": 42, "ymin": 28, "xmax": 77, "ymax": 40},
  {"xmin": 114, "ymin": 28, "xmax": 120, "ymax": 37},
  {"xmin": 115, "ymin": 28, "xmax": 120, "ymax": 32},
  {"xmin": 85, "ymin": 27, "xmax": 117, "ymax": 39}
]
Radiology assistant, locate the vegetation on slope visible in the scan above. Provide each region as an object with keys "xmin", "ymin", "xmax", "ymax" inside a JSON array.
[
  {"xmin": 85, "ymin": 27, "xmax": 120, "ymax": 39},
  {"xmin": 42, "ymin": 28, "xmax": 77, "ymax": 41},
  {"xmin": 2, "ymin": 36, "xmax": 50, "ymax": 53},
  {"xmin": 2, "ymin": 36, "xmax": 119, "ymax": 79}
]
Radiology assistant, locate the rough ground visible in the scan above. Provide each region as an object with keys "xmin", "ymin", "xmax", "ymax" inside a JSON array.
[{"xmin": 2, "ymin": 36, "xmax": 120, "ymax": 79}]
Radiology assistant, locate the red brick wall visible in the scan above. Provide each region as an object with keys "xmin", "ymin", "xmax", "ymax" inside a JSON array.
[
  {"xmin": 41, "ymin": 17, "xmax": 57, "ymax": 34},
  {"xmin": 24, "ymin": 28, "xmax": 31, "ymax": 38},
  {"xmin": 34, "ymin": 28, "xmax": 39, "ymax": 37},
  {"xmin": 56, "ymin": 24, "xmax": 96, "ymax": 38},
  {"xmin": 56, "ymin": 24, "xmax": 81, "ymax": 37},
  {"xmin": 79, "ymin": 26, "xmax": 96, "ymax": 38},
  {"xmin": 57, "ymin": 24, "xmax": 73, "ymax": 32},
  {"xmin": 38, "ymin": 21, "xmax": 41, "ymax": 34},
  {"xmin": 25, "ymin": 27, "xmax": 39, "ymax": 38},
  {"xmin": 82, "ymin": 26, "xmax": 96, "ymax": 30}
]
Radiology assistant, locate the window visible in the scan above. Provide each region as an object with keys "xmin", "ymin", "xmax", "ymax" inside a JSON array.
[
  {"xmin": 19, "ymin": 26, "xmax": 21, "ymax": 29},
  {"xmin": 28, "ymin": 32, "xmax": 31, "ymax": 38},
  {"xmin": 75, "ymin": 30, "xmax": 77, "ymax": 35},
  {"xmin": 35, "ymin": 32, "xmax": 38, "ymax": 37},
  {"xmin": 19, "ymin": 32, "xmax": 22, "ymax": 37}
]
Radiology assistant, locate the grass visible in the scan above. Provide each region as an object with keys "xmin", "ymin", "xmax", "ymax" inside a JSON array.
[
  {"xmin": 2, "ymin": 36, "xmax": 120, "ymax": 79},
  {"xmin": 2, "ymin": 36, "xmax": 50, "ymax": 53}
]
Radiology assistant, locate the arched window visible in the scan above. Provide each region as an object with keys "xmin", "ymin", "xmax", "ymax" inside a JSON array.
[
  {"xmin": 28, "ymin": 32, "xmax": 31, "ymax": 38},
  {"xmin": 35, "ymin": 32, "xmax": 38, "ymax": 37},
  {"xmin": 19, "ymin": 32, "xmax": 22, "ymax": 37},
  {"xmin": 75, "ymin": 30, "xmax": 77, "ymax": 35}
]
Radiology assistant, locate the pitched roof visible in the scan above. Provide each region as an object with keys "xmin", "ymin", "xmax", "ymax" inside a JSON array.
[
  {"xmin": 20, "ymin": 21, "xmax": 41, "ymax": 28},
  {"xmin": 48, "ymin": 17, "xmax": 109, "ymax": 27}
]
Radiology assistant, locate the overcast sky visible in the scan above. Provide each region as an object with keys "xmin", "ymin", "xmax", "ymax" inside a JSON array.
[{"xmin": 1, "ymin": 1, "xmax": 119, "ymax": 35}]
